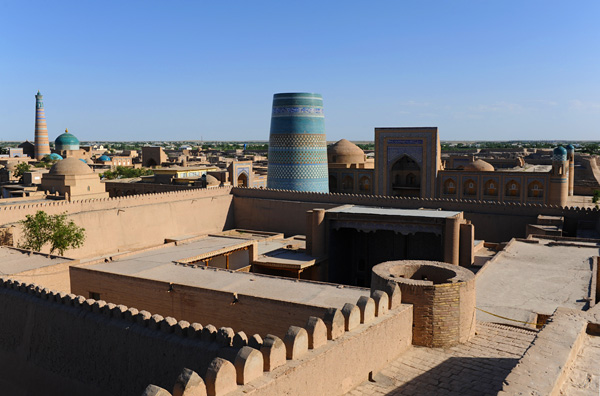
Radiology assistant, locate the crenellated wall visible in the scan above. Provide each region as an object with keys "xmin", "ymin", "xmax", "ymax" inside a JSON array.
[
  {"xmin": 232, "ymin": 187, "xmax": 600, "ymax": 241},
  {"xmin": 0, "ymin": 277, "xmax": 412, "ymax": 396},
  {"xmin": 1, "ymin": 187, "xmax": 234, "ymax": 258}
]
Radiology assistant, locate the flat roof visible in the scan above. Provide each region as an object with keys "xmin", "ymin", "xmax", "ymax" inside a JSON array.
[
  {"xmin": 89, "ymin": 236, "xmax": 249, "ymax": 275},
  {"xmin": 87, "ymin": 229, "xmax": 316, "ymax": 272},
  {"xmin": 85, "ymin": 259, "xmax": 367, "ymax": 310},
  {"xmin": 327, "ymin": 205, "xmax": 461, "ymax": 218},
  {"xmin": 255, "ymin": 238, "xmax": 315, "ymax": 270},
  {"xmin": 476, "ymin": 237, "xmax": 598, "ymax": 325},
  {"xmin": 0, "ymin": 247, "xmax": 72, "ymax": 275}
]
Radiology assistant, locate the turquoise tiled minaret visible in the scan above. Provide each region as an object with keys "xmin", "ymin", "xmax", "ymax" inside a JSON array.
[{"xmin": 267, "ymin": 93, "xmax": 329, "ymax": 192}]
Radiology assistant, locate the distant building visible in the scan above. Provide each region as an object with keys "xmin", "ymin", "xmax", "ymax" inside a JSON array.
[{"xmin": 329, "ymin": 127, "xmax": 572, "ymax": 206}]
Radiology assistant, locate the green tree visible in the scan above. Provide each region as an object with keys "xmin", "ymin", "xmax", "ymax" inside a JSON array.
[
  {"xmin": 19, "ymin": 211, "xmax": 86, "ymax": 255},
  {"xmin": 13, "ymin": 162, "xmax": 31, "ymax": 180},
  {"xmin": 100, "ymin": 166, "xmax": 153, "ymax": 180}
]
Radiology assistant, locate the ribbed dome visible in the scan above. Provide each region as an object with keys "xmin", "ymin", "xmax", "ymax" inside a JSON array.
[
  {"xmin": 205, "ymin": 174, "xmax": 220, "ymax": 186},
  {"xmin": 49, "ymin": 157, "xmax": 93, "ymax": 175},
  {"xmin": 327, "ymin": 139, "xmax": 365, "ymax": 164},
  {"xmin": 99, "ymin": 155, "xmax": 111, "ymax": 161},
  {"xmin": 48, "ymin": 153, "xmax": 63, "ymax": 160},
  {"xmin": 54, "ymin": 129, "xmax": 80, "ymax": 151},
  {"xmin": 463, "ymin": 159, "xmax": 495, "ymax": 172}
]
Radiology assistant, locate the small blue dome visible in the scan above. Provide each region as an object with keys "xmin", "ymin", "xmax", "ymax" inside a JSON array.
[
  {"xmin": 99, "ymin": 155, "xmax": 111, "ymax": 161},
  {"xmin": 553, "ymin": 146, "xmax": 567, "ymax": 161},
  {"xmin": 566, "ymin": 144, "xmax": 574, "ymax": 152},
  {"xmin": 48, "ymin": 153, "xmax": 63, "ymax": 160}
]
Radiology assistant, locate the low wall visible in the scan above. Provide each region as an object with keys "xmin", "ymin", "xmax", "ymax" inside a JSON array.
[
  {"xmin": 1, "ymin": 187, "xmax": 234, "ymax": 258},
  {"xmin": 69, "ymin": 267, "xmax": 366, "ymax": 339},
  {"xmin": 232, "ymin": 188, "xmax": 600, "ymax": 241},
  {"xmin": 499, "ymin": 307, "xmax": 600, "ymax": 395}
]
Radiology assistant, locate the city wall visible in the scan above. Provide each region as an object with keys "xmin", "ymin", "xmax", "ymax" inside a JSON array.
[
  {"xmin": 0, "ymin": 187, "xmax": 234, "ymax": 259},
  {"xmin": 70, "ymin": 266, "xmax": 365, "ymax": 339},
  {"xmin": 232, "ymin": 188, "xmax": 600, "ymax": 241},
  {"xmin": 0, "ymin": 277, "xmax": 412, "ymax": 396},
  {"xmin": 104, "ymin": 181, "xmax": 200, "ymax": 197}
]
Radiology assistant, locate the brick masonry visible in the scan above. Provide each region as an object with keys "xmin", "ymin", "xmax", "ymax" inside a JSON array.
[{"xmin": 348, "ymin": 322, "xmax": 537, "ymax": 396}]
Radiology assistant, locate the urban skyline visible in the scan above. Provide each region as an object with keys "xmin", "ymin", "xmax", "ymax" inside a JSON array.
[{"xmin": 1, "ymin": 1, "xmax": 599, "ymax": 142}]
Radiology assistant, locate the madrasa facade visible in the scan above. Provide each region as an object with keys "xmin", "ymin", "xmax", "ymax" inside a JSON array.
[{"xmin": 328, "ymin": 127, "xmax": 573, "ymax": 207}]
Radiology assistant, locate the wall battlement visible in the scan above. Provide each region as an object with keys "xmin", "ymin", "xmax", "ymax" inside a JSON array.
[
  {"xmin": 231, "ymin": 187, "xmax": 599, "ymax": 217},
  {"xmin": 1, "ymin": 186, "xmax": 235, "ymax": 258},
  {"xmin": 0, "ymin": 186, "xmax": 233, "ymax": 225},
  {"xmin": 0, "ymin": 276, "xmax": 411, "ymax": 396}
]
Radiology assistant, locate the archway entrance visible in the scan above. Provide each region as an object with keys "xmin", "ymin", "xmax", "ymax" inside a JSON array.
[
  {"xmin": 390, "ymin": 156, "xmax": 421, "ymax": 197},
  {"xmin": 237, "ymin": 172, "xmax": 248, "ymax": 187}
]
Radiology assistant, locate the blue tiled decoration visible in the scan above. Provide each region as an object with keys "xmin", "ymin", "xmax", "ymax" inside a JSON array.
[{"xmin": 267, "ymin": 93, "xmax": 329, "ymax": 193}]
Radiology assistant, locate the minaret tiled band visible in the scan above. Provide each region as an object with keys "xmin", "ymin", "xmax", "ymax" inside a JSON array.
[
  {"xmin": 267, "ymin": 93, "xmax": 329, "ymax": 193},
  {"xmin": 34, "ymin": 91, "xmax": 51, "ymax": 160}
]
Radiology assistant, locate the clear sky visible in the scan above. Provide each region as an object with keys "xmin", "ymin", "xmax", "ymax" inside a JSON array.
[{"xmin": 1, "ymin": 1, "xmax": 598, "ymax": 142}]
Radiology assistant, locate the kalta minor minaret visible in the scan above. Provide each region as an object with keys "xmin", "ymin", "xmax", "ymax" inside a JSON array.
[{"xmin": 34, "ymin": 91, "xmax": 51, "ymax": 160}]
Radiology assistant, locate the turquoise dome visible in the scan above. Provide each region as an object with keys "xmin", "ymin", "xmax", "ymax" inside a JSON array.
[
  {"xmin": 566, "ymin": 144, "xmax": 574, "ymax": 152},
  {"xmin": 553, "ymin": 146, "xmax": 567, "ymax": 161},
  {"xmin": 54, "ymin": 129, "xmax": 80, "ymax": 151},
  {"xmin": 99, "ymin": 155, "xmax": 111, "ymax": 161},
  {"xmin": 48, "ymin": 153, "xmax": 63, "ymax": 160}
]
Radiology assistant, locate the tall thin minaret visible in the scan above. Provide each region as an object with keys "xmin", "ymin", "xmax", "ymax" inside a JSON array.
[{"xmin": 34, "ymin": 91, "xmax": 50, "ymax": 160}]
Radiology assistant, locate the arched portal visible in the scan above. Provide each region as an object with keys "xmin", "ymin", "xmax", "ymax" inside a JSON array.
[
  {"xmin": 390, "ymin": 156, "xmax": 421, "ymax": 197},
  {"xmin": 237, "ymin": 172, "xmax": 248, "ymax": 187}
]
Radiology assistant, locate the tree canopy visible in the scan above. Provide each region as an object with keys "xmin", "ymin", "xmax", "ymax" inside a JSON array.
[
  {"xmin": 100, "ymin": 166, "xmax": 153, "ymax": 180},
  {"xmin": 19, "ymin": 211, "xmax": 85, "ymax": 256},
  {"xmin": 13, "ymin": 162, "xmax": 31, "ymax": 180}
]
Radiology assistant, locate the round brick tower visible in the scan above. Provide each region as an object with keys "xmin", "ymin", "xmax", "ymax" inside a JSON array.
[
  {"xmin": 34, "ymin": 91, "xmax": 51, "ymax": 160},
  {"xmin": 549, "ymin": 146, "xmax": 569, "ymax": 206},
  {"xmin": 566, "ymin": 144, "xmax": 575, "ymax": 196},
  {"xmin": 371, "ymin": 260, "xmax": 476, "ymax": 347},
  {"xmin": 267, "ymin": 93, "xmax": 329, "ymax": 192}
]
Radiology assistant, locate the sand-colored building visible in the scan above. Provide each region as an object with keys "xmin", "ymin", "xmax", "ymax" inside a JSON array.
[
  {"xmin": 40, "ymin": 157, "xmax": 108, "ymax": 201},
  {"xmin": 329, "ymin": 127, "xmax": 572, "ymax": 206}
]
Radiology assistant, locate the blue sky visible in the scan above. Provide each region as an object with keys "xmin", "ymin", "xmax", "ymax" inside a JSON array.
[{"xmin": 1, "ymin": 1, "xmax": 598, "ymax": 141}]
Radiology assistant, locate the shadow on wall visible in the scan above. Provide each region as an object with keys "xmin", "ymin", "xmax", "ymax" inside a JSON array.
[{"xmin": 385, "ymin": 357, "xmax": 519, "ymax": 396}]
